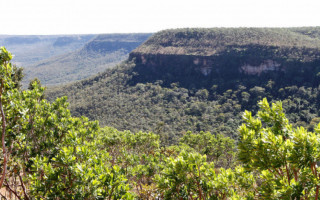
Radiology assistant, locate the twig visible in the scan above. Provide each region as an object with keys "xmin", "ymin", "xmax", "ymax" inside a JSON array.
[{"xmin": 0, "ymin": 192, "xmax": 8, "ymax": 200}]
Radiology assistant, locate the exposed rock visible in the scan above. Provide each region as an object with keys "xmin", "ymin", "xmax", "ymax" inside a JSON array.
[
  {"xmin": 240, "ymin": 60, "xmax": 282, "ymax": 76},
  {"xmin": 193, "ymin": 58, "xmax": 200, "ymax": 65},
  {"xmin": 141, "ymin": 55, "xmax": 147, "ymax": 64},
  {"xmin": 131, "ymin": 53, "xmax": 286, "ymax": 78},
  {"xmin": 199, "ymin": 66, "xmax": 212, "ymax": 76},
  {"xmin": 193, "ymin": 58, "xmax": 214, "ymax": 76}
]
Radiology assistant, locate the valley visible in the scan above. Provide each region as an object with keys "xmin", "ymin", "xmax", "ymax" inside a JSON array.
[
  {"xmin": 23, "ymin": 33, "xmax": 151, "ymax": 86},
  {"xmin": 47, "ymin": 27, "xmax": 320, "ymax": 143},
  {"xmin": 0, "ymin": 33, "xmax": 152, "ymax": 86}
]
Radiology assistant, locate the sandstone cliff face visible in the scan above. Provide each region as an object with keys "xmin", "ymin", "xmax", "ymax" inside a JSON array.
[
  {"xmin": 129, "ymin": 49, "xmax": 320, "ymax": 91},
  {"xmin": 193, "ymin": 57, "xmax": 213, "ymax": 76},
  {"xmin": 240, "ymin": 60, "xmax": 282, "ymax": 75},
  {"xmin": 127, "ymin": 28, "xmax": 320, "ymax": 89},
  {"xmin": 130, "ymin": 53, "xmax": 216, "ymax": 77},
  {"xmin": 130, "ymin": 52, "xmax": 284, "ymax": 78}
]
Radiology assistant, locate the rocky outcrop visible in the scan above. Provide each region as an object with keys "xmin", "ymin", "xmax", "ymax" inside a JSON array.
[
  {"xmin": 193, "ymin": 58, "xmax": 213, "ymax": 76},
  {"xmin": 240, "ymin": 60, "xmax": 282, "ymax": 75}
]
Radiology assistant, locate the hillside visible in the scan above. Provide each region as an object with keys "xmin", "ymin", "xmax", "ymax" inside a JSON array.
[
  {"xmin": 47, "ymin": 27, "xmax": 320, "ymax": 143},
  {"xmin": 22, "ymin": 33, "xmax": 152, "ymax": 86}
]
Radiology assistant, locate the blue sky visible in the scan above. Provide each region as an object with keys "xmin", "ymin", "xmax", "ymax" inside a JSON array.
[{"xmin": 1, "ymin": 0, "xmax": 320, "ymax": 35}]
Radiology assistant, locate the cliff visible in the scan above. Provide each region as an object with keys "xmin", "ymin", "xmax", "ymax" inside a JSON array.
[{"xmin": 129, "ymin": 28, "xmax": 320, "ymax": 88}]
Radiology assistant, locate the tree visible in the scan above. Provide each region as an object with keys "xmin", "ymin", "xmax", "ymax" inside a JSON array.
[
  {"xmin": 0, "ymin": 47, "xmax": 133, "ymax": 199},
  {"xmin": 0, "ymin": 46, "xmax": 13, "ymax": 190},
  {"xmin": 239, "ymin": 98, "xmax": 320, "ymax": 199},
  {"xmin": 155, "ymin": 151, "xmax": 256, "ymax": 200},
  {"xmin": 180, "ymin": 131, "xmax": 237, "ymax": 168}
]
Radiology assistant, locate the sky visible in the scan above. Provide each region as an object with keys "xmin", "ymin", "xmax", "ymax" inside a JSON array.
[{"xmin": 0, "ymin": 0, "xmax": 320, "ymax": 35}]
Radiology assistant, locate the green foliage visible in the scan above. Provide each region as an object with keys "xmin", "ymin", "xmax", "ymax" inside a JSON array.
[
  {"xmin": 0, "ymin": 47, "xmax": 134, "ymax": 199},
  {"xmin": 180, "ymin": 131, "xmax": 237, "ymax": 168},
  {"xmin": 98, "ymin": 128, "xmax": 162, "ymax": 198},
  {"xmin": 239, "ymin": 98, "xmax": 320, "ymax": 199},
  {"xmin": 156, "ymin": 151, "xmax": 256, "ymax": 199}
]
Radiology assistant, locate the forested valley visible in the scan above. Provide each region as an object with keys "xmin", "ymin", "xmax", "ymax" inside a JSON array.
[{"xmin": 48, "ymin": 28, "xmax": 320, "ymax": 144}]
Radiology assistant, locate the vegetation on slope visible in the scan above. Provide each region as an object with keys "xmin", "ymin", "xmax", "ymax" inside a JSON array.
[
  {"xmin": 47, "ymin": 59, "xmax": 320, "ymax": 145},
  {"xmin": 46, "ymin": 26, "xmax": 320, "ymax": 142},
  {"xmin": 47, "ymin": 62, "xmax": 242, "ymax": 144},
  {"xmin": 132, "ymin": 27, "xmax": 320, "ymax": 59}
]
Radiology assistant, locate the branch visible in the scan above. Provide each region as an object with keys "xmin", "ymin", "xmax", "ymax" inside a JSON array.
[
  {"xmin": 108, "ymin": 185, "xmax": 115, "ymax": 200},
  {"xmin": 18, "ymin": 173, "xmax": 30, "ymax": 200},
  {"xmin": 269, "ymin": 168, "xmax": 281, "ymax": 178},
  {"xmin": 278, "ymin": 167, "xmax": 284, "ymax": 177},
  {"xmin": 313, "ymin": 163, "xmax": 318, "ymax": 178},
  {"xmin": 285, "ymin": 164, "xmax": 290, "ymax": 186},
  {"xmin": 197, "ymin": 165, "xmax": 203, "ymax": 200},
  {"xmin": 293, "ymin": 168, "xmax": 299, "ymax": 182},
  {"xmin": 0, "ymin": 81, "xmax": 7, "ymax": 189}
]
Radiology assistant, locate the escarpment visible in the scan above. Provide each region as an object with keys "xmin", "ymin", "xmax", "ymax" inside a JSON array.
[{"xmin": 129, "ymin": 28, "xmax": 320, "ymax": 89}]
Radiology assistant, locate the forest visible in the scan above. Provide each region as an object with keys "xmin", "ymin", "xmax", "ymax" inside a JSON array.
[{"xmin": 47, "ymin": 59, "xmax": 320, "ymax": 145}]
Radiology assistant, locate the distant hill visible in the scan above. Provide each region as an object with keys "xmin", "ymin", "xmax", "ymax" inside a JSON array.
[
  {"xmin": 0, "ymin": 35, "xmax": 95, "ymax": 66},
  {"xmin": 47, "ymin": 27, "xmax": 320, "ymax": 144},
  {"xmin": 21, "ymin": 33, "xmax": 152, "ymax": 86}
]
